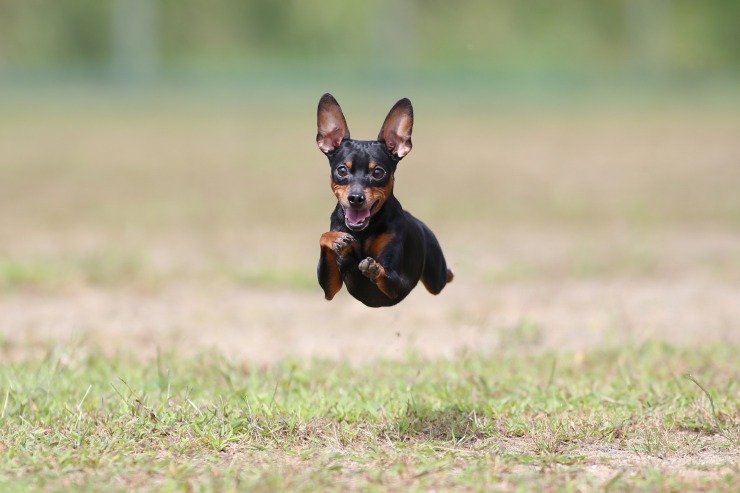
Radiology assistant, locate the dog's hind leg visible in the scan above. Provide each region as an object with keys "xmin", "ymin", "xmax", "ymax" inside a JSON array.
[{"xmin": 418, "ymin": 223, "xmax": 452, "ymax": 295}]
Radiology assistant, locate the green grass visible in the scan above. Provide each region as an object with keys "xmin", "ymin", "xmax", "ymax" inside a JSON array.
[{"xmin": 1, "ymin": 342, "xmax": 737, "ymax": 491}]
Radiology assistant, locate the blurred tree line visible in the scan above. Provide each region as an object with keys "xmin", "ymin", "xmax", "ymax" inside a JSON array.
[{"xmin": 0, "ymin": 0, "xmax": 738, "ymax": 82}]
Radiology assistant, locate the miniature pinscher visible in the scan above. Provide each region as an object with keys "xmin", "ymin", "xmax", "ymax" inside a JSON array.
[{"xmin": 316, "ymin": 93, "xmax": 453, "ymax": 307}]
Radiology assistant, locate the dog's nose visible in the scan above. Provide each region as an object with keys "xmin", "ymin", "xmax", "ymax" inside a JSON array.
[{"xmin": 348, "ymin": 192, "xmax": 366, "ymax": 206}]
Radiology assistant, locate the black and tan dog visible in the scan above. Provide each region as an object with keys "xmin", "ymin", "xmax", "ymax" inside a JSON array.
[{"xmin": 316, "ymin": 93, "xmax": 453, "ymax": 307}]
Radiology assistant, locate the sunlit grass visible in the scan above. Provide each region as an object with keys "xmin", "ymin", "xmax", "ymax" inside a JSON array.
[{"xmin": 0, "ymin": 342, "xmax": 736, "ymax": 491}]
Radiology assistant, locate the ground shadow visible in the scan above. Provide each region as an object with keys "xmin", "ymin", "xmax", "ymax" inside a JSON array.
[{"xmin": 390, "ymin": 402, "xmax": 488, "ymax": 442}]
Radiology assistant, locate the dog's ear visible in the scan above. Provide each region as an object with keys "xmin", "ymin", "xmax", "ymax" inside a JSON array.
[
  {"xmin": 317, "ymin": 93, "xmax": 350, "ymax": 154},
  {"xmin": 378, "ymin": 98, "xmax": 413, "ymax": 159}
]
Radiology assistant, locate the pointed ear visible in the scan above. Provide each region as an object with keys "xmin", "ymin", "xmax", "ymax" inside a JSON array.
[
  {"xmin": 317, "ymin": 93, "xmax": 350, "ymax": 154},
  {"xmin": 378, "ymin": 98, "xmax": 413, "ymax": 158}
]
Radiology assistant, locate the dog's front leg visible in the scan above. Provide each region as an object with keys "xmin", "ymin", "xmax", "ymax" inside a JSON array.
[
  {"xmin": 358, "ymin": 257, "xmax": 403, "ymax": 300},
  {"xmin": 318, "ymin": 232, "xmax": 358, "ymax": 300}
]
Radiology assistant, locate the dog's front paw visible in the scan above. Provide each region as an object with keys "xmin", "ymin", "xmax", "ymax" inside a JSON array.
[
  {"xmin": 359, "ymin": 257, "xmax": 382, "ymax": 280},
  {"xmin": 333, "ymin": 233, "xmax": 357, "ymax": 255}
]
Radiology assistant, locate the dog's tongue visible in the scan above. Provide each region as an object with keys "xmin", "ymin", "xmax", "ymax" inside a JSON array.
[{"xmin": 345, "ymin": 207, "xmax": 370, "ymax": 224}]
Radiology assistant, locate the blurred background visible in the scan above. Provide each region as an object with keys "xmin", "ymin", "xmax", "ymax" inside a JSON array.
[
  {"xmin": 2, "ymin": 0, "xmax": 739, "ymax": 94},
  {"xmin": 0, "ymin": 1, "xmax": 739, "ymax": 358}
]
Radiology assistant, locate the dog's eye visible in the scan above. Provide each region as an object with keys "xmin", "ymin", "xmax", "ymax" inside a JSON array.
[
  {"xmin": 336, "ymin": 165, "xmax": 349, "ymax": 178},
  {"xmin": 371, "ymin": 167, "xmax": 386, "ymax": 179}
]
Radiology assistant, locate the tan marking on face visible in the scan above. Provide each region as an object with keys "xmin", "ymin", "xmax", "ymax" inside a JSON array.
[
  {"xmin": 330, "ymin": 161, "xmax": 352, "ymax": 205},
  {"xmin": 366, "ymin": 174, "xmax": 394, "ymax": 216},
  {"xmin": 331, "ymin": 181, "xmax": 349, "ymax": 204}
]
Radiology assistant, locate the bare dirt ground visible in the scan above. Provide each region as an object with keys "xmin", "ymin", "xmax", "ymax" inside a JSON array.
[
  {"xmin": 0, "ymin": 103, "xmax": 739, "ymax": 362},
  {"xmin": 2, "ymin": 275, "xmax": 739, "ymax": 363},
  {"xmin": 1, "ymin": 229, "xmax": 738, "ymax": 363}
]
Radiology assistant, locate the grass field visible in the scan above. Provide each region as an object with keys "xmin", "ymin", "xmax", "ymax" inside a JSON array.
[
  {"xmin": 0, "ymin": 91, "xmax": 738, "ymax": 490},
  {"xmin": 0, "ymin": 343, "xmax": 737, "ymax": 491}
]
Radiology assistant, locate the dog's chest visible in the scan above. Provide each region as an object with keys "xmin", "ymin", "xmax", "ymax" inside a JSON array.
[{"xmin": 360, "ymin": 232, "xmax": 396, "ymax": 259}]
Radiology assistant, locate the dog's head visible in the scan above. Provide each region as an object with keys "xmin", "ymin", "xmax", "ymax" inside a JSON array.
[{"xmin": 316, "ymin": 93, "xmax": 413, "ymax": 232}]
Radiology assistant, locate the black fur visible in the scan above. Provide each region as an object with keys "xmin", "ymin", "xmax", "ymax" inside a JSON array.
[{"xmin": 316, "ymin": 94, "xmax": 453, "ymax": 307}]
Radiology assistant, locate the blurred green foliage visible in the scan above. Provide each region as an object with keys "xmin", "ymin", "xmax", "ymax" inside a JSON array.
[{"xmin": 0, "ymin": 0, "xmax": 738, "ymax": 81}]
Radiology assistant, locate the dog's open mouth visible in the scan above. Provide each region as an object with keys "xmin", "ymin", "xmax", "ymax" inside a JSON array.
[{"xmin": 344, "ymin": 201, "xmax": 379, "ymax": 231}]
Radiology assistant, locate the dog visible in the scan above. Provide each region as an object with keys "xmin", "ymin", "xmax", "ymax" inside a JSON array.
[{"xmin": 316, "ymin": 93, "xmax": 453, "ymax": 307}]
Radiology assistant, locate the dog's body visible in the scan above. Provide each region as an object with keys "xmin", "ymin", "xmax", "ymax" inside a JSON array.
[{"xmin": 316, "ymin": 94, "xmax": 453, "ymax": 307}]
